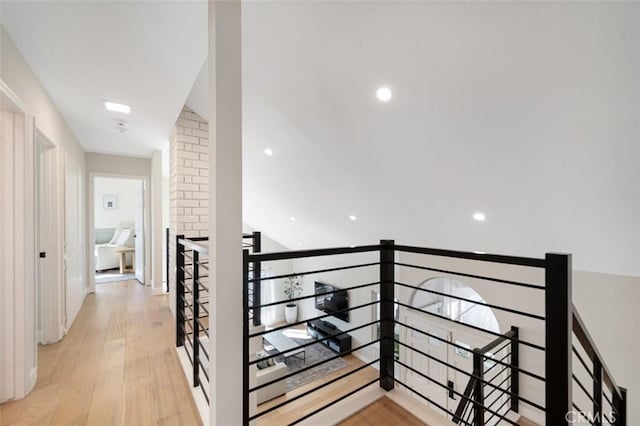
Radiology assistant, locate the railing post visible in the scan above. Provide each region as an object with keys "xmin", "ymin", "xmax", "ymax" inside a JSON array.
[
  {"xmin": 252, "ymin": 231, "xmax": 262, "ymax": 326},
  {"xmin": 510, "ymin": 326, "xmax": 519, "ymax": 413},
  {"xmin": 545, "ymin": 253, "xmax": 572, "ymax": 426},
  {"xmin": 472, "ymin": 349, "xmax": 484, "ymax": 426},
  {"xmin": 593, "ymin": 359, "xmax": 602, "ymax": 426},
  {"xmin": 176, "ymin": 234, "xmax": 185, "ymax": 347},
  {"xmin": 192, "ymin": 250, "xmax": 200, "ymax": 388},
  {"xmin": 242, "ymin": 249, "xmax": 250, "ymax": 426},
  {"xmin": 166, "ymin": 227, "xmax": 170, "ymax": 292},
  {"xmin": 379, "ymin": 239, "xmax": 395, "ymax": 391},
  {"xmin": 612, "ymin": 387, "xmax": 626, "ymax": 426}
]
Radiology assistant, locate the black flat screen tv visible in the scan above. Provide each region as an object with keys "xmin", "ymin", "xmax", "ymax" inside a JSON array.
[{"xmin": 314, "ymin": 281, "xmax": 349, "ymax": 322}]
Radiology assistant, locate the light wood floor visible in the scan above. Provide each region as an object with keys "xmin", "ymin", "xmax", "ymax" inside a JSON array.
[
  {"xmin": 0, "ymin": 280, "xmax": 201, "ymax": 426},
  {"xmin": 339, "ymin": 397, "xmax": 426, "ymax": 426}
]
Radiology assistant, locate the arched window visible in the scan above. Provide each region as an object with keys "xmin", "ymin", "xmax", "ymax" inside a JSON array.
[{"xmin": 410, "ymin": 277, "xmax": 500, "ymax": 333}]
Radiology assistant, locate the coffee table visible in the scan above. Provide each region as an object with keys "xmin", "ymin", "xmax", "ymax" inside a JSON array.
[
  {"xmin": 115, "ymin": 247, "xmax": 135, "ymax": 274},
  {"xmin": 263, "ymin": 330, "xmax": 306, "ymax": 364}
]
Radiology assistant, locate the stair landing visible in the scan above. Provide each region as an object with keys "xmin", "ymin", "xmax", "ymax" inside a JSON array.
[{"xmin": 339, "ymin": 396, "xmax": 426, "ymax": 426}]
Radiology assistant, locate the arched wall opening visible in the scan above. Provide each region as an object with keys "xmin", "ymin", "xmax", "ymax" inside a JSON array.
[{"xmin": 409, "ymin": 277, "xmax": 500, "ymax": 334}]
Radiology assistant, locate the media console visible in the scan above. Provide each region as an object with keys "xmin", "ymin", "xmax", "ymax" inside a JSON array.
[{"xmin": 306, "ymin": 319, "xmax": 352, "ymax": 355}]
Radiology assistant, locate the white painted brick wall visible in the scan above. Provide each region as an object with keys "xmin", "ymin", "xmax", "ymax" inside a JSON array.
[{"xmin": 169, "ymin": 106, "xmax": 210, "ymax": 293}]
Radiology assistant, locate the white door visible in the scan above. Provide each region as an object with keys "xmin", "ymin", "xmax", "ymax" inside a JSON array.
[
  {"xmin": 405, "ymin": 313, "xmax": 449, "ymax": 411},
  {"xmin": 64, "ymin": 156, "xmax": 84, "ymax": 328},
  {"xmin": 134, "ymin": 181, "xmax": 145, "ymax": 283}
]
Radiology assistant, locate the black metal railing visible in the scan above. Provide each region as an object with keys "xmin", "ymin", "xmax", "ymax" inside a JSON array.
[
  {"xmin": 176, "ymin": 231, "xmax": 262, "ymax": 405},
  {"xmin": 571, "ymin": 307, "xmax": 626, "ymax": 426},
  {"xmin": 449, "ymin": 327, "xmax": 519, "ymax": 426},
  {"xmin": 240, "ymin": 240, "xmax": 627, "ymax": 426},
  {"xmin": 176, "ymin": 235, "xmax": 210, "ymax": 403},
  {"xmin": 243, "ymin": 232, "xmax": 262, "ymax": 326}
]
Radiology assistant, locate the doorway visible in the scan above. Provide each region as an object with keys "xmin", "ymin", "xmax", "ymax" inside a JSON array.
[
  {"xmin": 0, "ymin": 81, "xmax": 37, "ymax": 402},
  {"xmin": 402, "ymin": 278, "xmax": 506, "ymax": 422},
  {"xmin": 91, "ymin": 175, "xmax": 147, "ymax": 286}
]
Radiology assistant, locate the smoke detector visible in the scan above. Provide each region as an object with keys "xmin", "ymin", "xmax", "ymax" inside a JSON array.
[{"xmin": 113, "ymin": 118, "xmax": 128, "ymax": 133}]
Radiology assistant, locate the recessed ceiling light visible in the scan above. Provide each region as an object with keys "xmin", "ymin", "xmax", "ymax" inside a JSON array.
[
  {"xmin": 290, "ymin": 216, "xmax": 296, "ymax": 221},
  {"xmin": 104, "ymin": 101, "xmax": 131, "ymax": 114},
  {"xmin": 264, "ymin": 148, "xmax": 273, "ymax": 156},
  {"xmin": 376, "ymin": 87, "xmax": 392, "ymax": 102},
  {"xmin": 349, "ymin": 215, "xmax": 357, "ymax": 221},
  {"xmin": 473, "ymin": 212, "xmax": 486, "ymax": 222},
  {"xmin": 298, "ymin": 242, "xmax": 302, "ymax": 246}
]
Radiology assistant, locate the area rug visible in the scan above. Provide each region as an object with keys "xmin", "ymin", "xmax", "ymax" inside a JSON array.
[
  {"xmin": 95, "ymin": 269, "xmax": 136, "ymax": 284},
  {"xmin": 265, "ymin": 333, "xmax": 349, "ymax": 392}
]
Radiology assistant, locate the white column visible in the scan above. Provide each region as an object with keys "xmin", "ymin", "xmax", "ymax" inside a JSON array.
[
  {"xmin": 150, "ymin": 150, "xmax": 164, "ymax": 294},
  {"xmin": 208, "ymin": 1, "xmax": 243, "ymax": 424}
]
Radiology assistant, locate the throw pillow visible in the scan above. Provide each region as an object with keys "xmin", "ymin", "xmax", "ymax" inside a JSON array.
[
  {"xmin": 108, "ymin": 229, "xmax": 122, "ymax": 245},
  {"xmin": 115, "ymin": 228, "xmax": 131, "ymax": 246},
  {"xmin": 256, "ymin": 350, "xmax": 276, "ymax": 370}
]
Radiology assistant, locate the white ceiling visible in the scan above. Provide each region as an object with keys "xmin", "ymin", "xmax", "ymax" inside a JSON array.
[
  {"xmin": 235, "ymin": 2, "xmax": 639, "ymax": 276},
  {"xmin": 2, "ymin": 1, "xmax": 639, "ymax": 277},
  {"xmin": 1, "ymin": 0, "xmax": 207, "ymax": 157}
]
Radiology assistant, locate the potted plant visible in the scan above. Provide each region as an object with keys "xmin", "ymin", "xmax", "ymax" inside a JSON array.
[{"xmin": 283, "ymin": 275, "xmax": 303, "ymax": 324}]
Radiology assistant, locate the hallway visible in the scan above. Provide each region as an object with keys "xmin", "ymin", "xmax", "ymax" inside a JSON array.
[{"xmin": 0, "ymin": 281, "xmax": 201, "ymax": 425}]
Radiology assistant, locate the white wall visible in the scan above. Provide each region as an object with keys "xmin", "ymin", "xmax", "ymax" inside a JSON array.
[
  {"xmin": 1, "ymin": 25, "xmax": 87, "ymax": 399},
  {"xmin": 94, "ymin": 177, "xmax": 137, "ymax": 229},
  {"xmin": 150, "ymin": 150, "xmax": 163, "ymax": 292},
  {"xmin": 242, "ymin": 225, "xmax": 293, "ymax": 324},
  {"xmin": 293, "ymin": 251, "xmax": 380, "ymax": 364}
]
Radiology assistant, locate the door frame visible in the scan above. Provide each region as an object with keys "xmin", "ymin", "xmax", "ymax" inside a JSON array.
[
  {"xmin": 0, "ymin": 79, "xmax": 37, "ymax": 400},
  {"xmin": 88, "ymin": 172, "xmax": 151, "ymax": 293},
  {"xmin": 35, "ymin": 129, "xmax": 65, "ymax": 344},
  {"xmin": 399, "ymin": 308, "xmax": 503, "ymax": 416}
]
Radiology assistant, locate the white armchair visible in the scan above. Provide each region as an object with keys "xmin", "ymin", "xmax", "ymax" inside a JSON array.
[{"xmin": 95, "ymin": 228, "xmax": 133, "ymax": 271}]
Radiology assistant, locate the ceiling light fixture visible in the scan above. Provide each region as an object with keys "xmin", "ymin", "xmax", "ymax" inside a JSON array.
[
  {"xmin": 376, "ymin": 87, "xmax": 392, "ymax": 102},
  {"xmin": 264, "ymin": 148, "xmax": 273, "ymax": 156},
  {"xmin": 349, "ymin": 215, "xmax": 357, "ymax": 221},
  {"xmin": 104, "ymin": 101, "xmax": 131, "ymax": 114},
  {"xmin": 290, "ymin": 216, "xmax": 296, "ymax": 221},
  {"xmin": 473, "ymin": 212, "xmax": 487, "ymax": 222}
]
